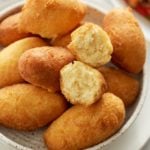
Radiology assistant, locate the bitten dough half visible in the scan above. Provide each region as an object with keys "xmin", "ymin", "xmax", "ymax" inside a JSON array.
[
  {"xmin": 19, "ymin": 46, "xmax": 74, "ymax": 92},
  {"xmin": 60, "ymin": 61, "xmax": 107, "ymax": 105},
  {"xmin": 99, "ymin": 67, "xmax": 140, "ymax": 107},
  {"xmin": 0, "ymin": 12, "xmax": 30, "ymax": 46},
  {"xmin": 103, "ymin": 8, "xmax": 146, "ymax": 73},
  {"xmin": 20, "ymin": 0, "xmax": 86, "ymax": 38},
  {"xmin": 44, "ymin": 93, "xmax": 125, "ymax": 150},
  {"xmin": 0, "ymin": 84, "xmax": 68, "ymax": 131},
  {"xmin": 0, "ymin": 37, "xmax": 47, "ymax": 88},
  {"xmin": 68, "ymin": 23, "xmax": 113, "ymax": 68}
]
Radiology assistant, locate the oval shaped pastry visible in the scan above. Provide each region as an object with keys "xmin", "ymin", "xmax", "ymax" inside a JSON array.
[
  {"xmin": 103, "ymin": 8, "xmax": 146, "ymax": 73},
  {"xmin": 20, "ymin": 0, "xmax": 86, "ymax": 38},
  {"xmin": 99, "ymin": 66, "xmax": 140, "ymax": 107},
  {"xmin": 19, "ymin": 46, "xmax": 74, "ymax": 92},
  {"xmin": 0, "ymin": 37, "xmax": 47, "ymax": 88},
  {"xmin": 0, "ymin": 12, "xmax": 30, "ymax": 46},
  {"xmin": 44, "ymin": 93, "xmax": 125, "ymax": 150},
  {"xmin": 51, "ymin": 33, "xmax": 71, "ymax": 47},
  {"xmin": 0, "ymin": 84, "xmax": 68, "ymax": 131}
]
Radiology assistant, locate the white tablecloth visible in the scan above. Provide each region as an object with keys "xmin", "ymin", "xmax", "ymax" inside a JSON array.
[{"xmin": 0, "ymin": 0, "xmax": 150, "ymax": 150}]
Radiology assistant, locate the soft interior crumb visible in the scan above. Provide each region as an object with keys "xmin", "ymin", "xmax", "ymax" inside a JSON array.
[
  {"xmin": 68, "ymin": 23, "xmax": 113, "ymax": 68},
  {"xmin": 60, "ymin": 61, "xmax": 107, "ymax": 105}
]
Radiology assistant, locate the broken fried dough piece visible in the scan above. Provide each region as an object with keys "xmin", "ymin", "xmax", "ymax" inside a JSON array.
[
  {"xmin": 44, "ymin": 93, "xmax": 125, "ymax": 150},
  {"xmin": 0, "ymin": 12, "xmax": 30, "ymax": 46},
  {"xmin": 20, "ymin": 0, "xmax": 86, "ymax": 38},
  {"xmin": 0, "ymin": 84, "xmax": 68, "ymax": 131},
  {"xmin": 99, "ymin": 66, "xmax": 140, "ymax": 107},
  {"xmin": 68, "ymin": 23, "xmax": 113, "ymax": 68},
  {"xmin": 60, "ymin": 61, "xmax": 107, "ymax": 106}
]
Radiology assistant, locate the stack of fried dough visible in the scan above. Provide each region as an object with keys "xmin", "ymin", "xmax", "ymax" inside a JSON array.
[{"xmin": 0, "ymin": 0, "xmax": 146, "ymax": 149}]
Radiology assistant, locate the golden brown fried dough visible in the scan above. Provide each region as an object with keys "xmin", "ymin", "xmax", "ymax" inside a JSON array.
[
  {"xmin": 20, "ymin": 0, "xmax": 86, "ymax": 38},
  {"xmin": 51, "ymin": 23, "xmax": 82, "ymax": 47},
  {"xmin": 68, "ymin": 23, "xmax": 113, "ymax": 68},
  {"xmin": 0, "ymin": 84, "xmax": 68, "ymax": 131},
  {"xmin": 103, "ymin": 8, "xmax": 146, "ymax": 73},
  {"xmin": 0, "ymin": 13, "xmax": 30, "ymax": 46},
  {"xmin": 0, "ymin": 37, "xmax": 47, "ymax": 88},
  {"xmin": 51, "ymin": 33, "xmax": 71, "ymax": 47},
  {"xmin": 99, "ymin": 67, "xmax": 140, "ymax": 107},
  {"xmin": 60, "ymin": 61, "xmax": 107, "ymax": 105},
  {"xmin": 19, "ymin": 46, "xmax": 74, "ymax": 92},
  {"xmin": 44, "ymin": 93, "xmax": 125, "ymax": 150}
]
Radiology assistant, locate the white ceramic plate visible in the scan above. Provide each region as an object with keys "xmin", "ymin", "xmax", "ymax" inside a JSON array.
[{"xmin": 0, "ymin": 1, "xmax": 148, "ymax": 150}]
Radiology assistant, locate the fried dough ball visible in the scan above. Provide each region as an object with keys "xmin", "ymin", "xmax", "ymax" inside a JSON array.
[
  {"xmin": 20, "ymin": 0, "xmax": 86, "ymax": 38},
  {"xmin": 68, "ymin": 23, "xmax": 113, "ymax": 68},
  {"xmin": 44, "ymin": 93, "xmax": 125, "ymax": 150},
  {"xmin": 0, "ymin": 12, "xmax": 30, "ymax": 46},
  {"xmin": 103, "ymin": 8, "xmax": 146, "ymax": 73},
  {"xmin": 51, "ymin": 33, "xmax": 71, "ymax": 47},
  {"xmin": 99, "ymin": 67, "xmax": 140, "ymax": 107},
  {"xmin": 0, "ymin": 84, "xmax": 68, "ymax": 131},
  {"xmin": 19, "ymin": 46, "xmax": 74, "ymax": 92},
  {"xmin": 0, "ymin": 37, "xmax": 47, "ymax": 88},
  {"xmin": 51, "ymin": 24, "xmax": 82, "ymax": 47},
  {"xmin": 60, "ymin": 61, "xmax": 107, "ymax": 105}
]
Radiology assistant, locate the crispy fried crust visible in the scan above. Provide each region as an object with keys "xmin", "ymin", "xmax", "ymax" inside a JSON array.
[
  {"xmin": 68, "ymin": 23, "xmax": 113, "ymax": 68},
  {"xmin": 99, "ymin": 67, "xmax": 140, "ymax": 107},
  {"xmin": 60, "ymin": 61, "xmax": 107, "ymax": 105},
  {"xmin": 0, "ymin": 37, "xmax": 47, "ymax": 88},
  {"xmin": 0, "ymin": 84, "xmax": 68, "ymax": 131},
  {"xmin": 51, "ymin": 33, "xmax": 71, "ymax": 47},
  {"xmin": 20, "ymin": 0, "xmax": 86, "ymax": 38},
  {"xmin": 51, "ymin": 24, "xmax": 82, "ymax": 47},
  {"xmin": 44, "ymin": 93, "xmax": 125, "ymax": 150},
  {"xmin": 102, "ymin": 8, "xmax": 146, "ymax": 73},
  {"xmin": 0, "ymin": 13, "xmax": 30, "ymax": 46},
  {"xmin": 19, "ymin": 46, "xmax": 74, "ymax": 92}
]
